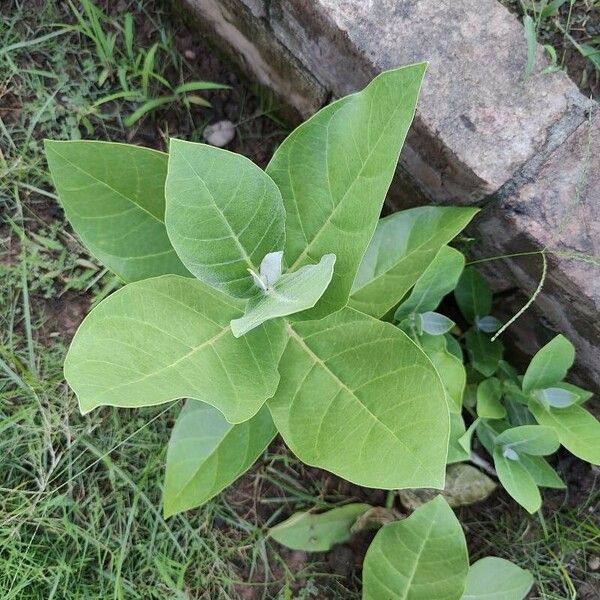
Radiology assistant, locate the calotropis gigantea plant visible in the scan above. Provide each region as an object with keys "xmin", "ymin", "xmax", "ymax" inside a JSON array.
[
  {"xmin": 46, "ymin": 64, "xmax": 475, "ymax": 515},
  {"xmin": 45, "ymin": 63, "xmax": 482, "ymax": 515},
  {"xmin": 46, "ymin": 64, "xmax": 475, "ymax": 504}
]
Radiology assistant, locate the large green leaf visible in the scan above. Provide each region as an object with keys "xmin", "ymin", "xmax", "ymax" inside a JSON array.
[
  {"xmin": 522, "ymin": 334, "xmax": 575, "ymax": 394},
  {"xmin": 462, "ymin": 557, "xmax": 533, "ymax": 600},
  {"xmin": 163, "ymin": 400, "xmax": 276, "ymax": 517},
  {"xmin": 395, "ymin": 245, "xmax": 465, "ymax": 322},
  {"xmin": 269, "ymin": 503, "xmax": 371, "ymax": 552},
  {"xmin": 362, "ymin": 496, "xmax": 469, "ymax": 600},
  {"xmin": 351, "ymin": 207, "xmax": 477, "ymax": 318},
  {"xmin": 529, "ymin": 401, "xmax": 600, "ymax": 464},
  {"xmin": 268, "ymin": 308, "xmax": 448, "ymax": 489},
  {"xmin": 230, "ymin": 254, "xmax": 336, "ymax": 337},
  {"xmin": 492, "ymin": 447, "xmax": 541, "ymax": 513},
  {"xmin": 454, "ymin": 267, "xmax": 492, "ymax": 324},
  {"xmin": 267, "ymin": 64, "xmax": 427, "ymax": 319},
  {"xmin": 65, "ymin": 275, "xmax": 287, "ymax": 423},
  {"xmin": 165, "ymin": 139, "xmax": 285, "ymax": 298},
  {"xmin": 45, "ymin": 140, "xmax": 189, "ymax": 282}
]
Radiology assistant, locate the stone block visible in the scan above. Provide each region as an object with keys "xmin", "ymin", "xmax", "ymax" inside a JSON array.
[{"xmin": 177, "ymin": 0, "xmax": 599, "ymax": 388}]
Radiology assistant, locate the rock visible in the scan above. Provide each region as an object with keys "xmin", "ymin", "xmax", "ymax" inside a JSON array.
[
  {"xmin": 398, "ymin": 464, "xmax": 497, "ymax": 510},
  {"xmin": 203, "ymin": 120, "xmax": 236, "ymax": 147}
]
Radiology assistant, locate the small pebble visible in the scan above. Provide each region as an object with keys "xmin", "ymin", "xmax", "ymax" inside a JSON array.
[
  {"xmin": 203, "ymin": 120, "xmax": 236, "ymax": 147},
  {"xmin": 588, "ymin": 556, "xmax": 600, "ymax": 571},
  {"xmin": 184, "ymin": 49, "xmax": 196, "ymax": 60}
]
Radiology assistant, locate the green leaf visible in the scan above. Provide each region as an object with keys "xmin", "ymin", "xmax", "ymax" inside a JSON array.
[
  {"xmin": 529, "ymin": 401, "xmax": 600, "ymax": 465},
  {"xmin": 419, "ymin": 334, "xmax": 466, "ymax": 413},
  {"xmin": 476, "ymin": 378, "xmax": 506, "ymax": 420},
  {"xmin": 448, "ymin": 413, "xmax": 471, "ymax": 464},
  {"xmin": 267, "ymin": 64, "xmax": 428, "ymax": 320},
  {"xmin": 362, "ymin": 496, "xmax": 469, "ymax": 600},
  {"xmin": 475, "ymin": 315, "xmax": 502, "ymax": 333},
  {"xmin": 492, "ymin": 447, "xmax": 541, "ymax": 514},
  {"xmin": 65, "ymin": 275, "xmax": 287, "ymax": 423},
  {"xmin": 44, "ymin": 140, "xmax": 189, "ymax": 282},
  {"xmin": 230, "ymin": 253, "xmax": 336, "ymax": 337},
  {"xmin": 465, "ymin": 328, "xmax": 503, "ymax": 377},
  {"xmin": 454, "ymin": 267, "xmax": 492, "ymax": 324},
  {"xmin": 394, "ymin": 245, "xmax": 465, "ymax": 322},
  {"xmin": 446, "ymin": 334, "xmax": 464, "ymax": 361},
  {"xmin": 533, "ymin": 387, "xmax": 579, "ymax": 409},
  {"xmin": 458, "ymin": 418, "xmax": 479, "ymax": 456},
  {"xmin": 163, "ymin": 401, "xmax": 275, "ymax": 517},
  {"xmin": 462, "ymin": 557, "xmax": 533, "ymax": 600},
  {"xmin": 552, "ymin": 382, "xmax": 593, "ymax": 405},
  {"xmin": 522, "ymin": 334, "xmax": 575, "ymax": 394},
  {"xmin": 268, "ymin": 308, "xmax": 448, "ymax": 489},
  {"xmin": 352, "ymin": 207, "xmax": 477, "ymax": 318},
  {"xmin": 519, "ymin": 455, "xmax": 565, "ymax": 489},
  {"xmin": 165, "ymin": 139, "xmax": 285, "ymax": 298},
  {"xmin": 495, "ymin": 425, "xmax": 560, "ymax": 456},
  {"xmin": 420, "ymin": 312, "xmax": 455, "ymax": 336},
  {"xmin": 269, "ymin": 503, "xmax": 371, "ymax": 552}
]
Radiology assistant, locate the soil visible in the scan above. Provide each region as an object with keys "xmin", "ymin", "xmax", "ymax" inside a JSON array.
[{"xmin": 14, "ymin": 1, "xmax": 599, "ymax": 598}]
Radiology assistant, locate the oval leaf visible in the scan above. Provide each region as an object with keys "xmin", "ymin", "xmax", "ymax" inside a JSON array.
[
  {"xmin": 363, "ymin": 496, "xmax": 469, "ymax": 600},
  {"xmin": 529, "ymin": 401, "xmax": 600, "ymax": 465},
  {"xmin": 268, "ymin": 308, "xmax": 448, "ymax": 489},
  {"xmin": 454, "ymin": 267, "xmax": 492, "ymax": 324},
  {"xmin": 522, "ymin": 334, "xmax": 575, "ymax": 394},
  {"xmin": 269, "ymin": 503, "xmax": 371, "ymax": 552},
  {"xmin": 230, "ymin": 253, "xmax": 336, "ymax": 337},
  {"xmin": 65, "ymin": 275, "xmax": 287, "ymax": 423},
  {"xmin": 462, "ymin": 557, "xmax": 533, "ymax": 600},
  {"xmin": 476, "ymin": 378, "xmax": 506, "ymax": 420},
  {"xmin": 165, "ymin": 140, "xmax": 285, "ymax": 298},
  {"xmin": 495, "ymin": 425, "xmax": 560, "ymax": 456},
  {"xmin": 395, "ymin": 245, "xmax": 465, "ymax": 322},
  {"xmin": 492, "ymin": 447, "xmax": 541, "ymax": 514},
  {"xmin": 352, "ymin": 207, "xmax": 477, "ymax": 318},
  {"xmin": 164, "ymin": 401, "xmax": 276, "ymax": 517},
  {"xmin": 267, "ymin": 64, "xmax": 427, "ymax": 319},
  {"xmin": 519, "ymin": 454, "xmax": 565, "ymax": 489},
  {"xmin": 534, "ymin": 386, "xmax": 579, "ymax": 409},
  {"xmin": 419, "ymin": 333, "xmax": 466, "ymax": 413},
  {"xmin": 420, "ymin": 311, "xmax": 455, "ymax": 336},
  {"xmin": 465, "ymin": 328, "xmax": 503, "ymax": 377},
  {"xmin": 45, "ymin": 140, "xmax": 189, "ymax": 282}
]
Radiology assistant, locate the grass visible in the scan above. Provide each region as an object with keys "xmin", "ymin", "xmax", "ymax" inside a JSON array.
[
  {"xmin": 462, "ymin": 485, "xmax": 600, "ymax": 599},
  {"xmin": 502, "ymin": 0, "xmax": 600, "ymax": 97},
  {"xmin": 1, "ymin": 0, "xmax": 599, "ymax": 598}
]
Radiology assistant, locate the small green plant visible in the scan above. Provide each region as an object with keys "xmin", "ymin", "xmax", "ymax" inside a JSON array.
[
  {"xmin": 271, "ymin": 496, "xmax": 535, "ymax": 599},
  {"xmin": 65, "ymin": 0, "xmax": 228, "ymax": 125},
  {"xmin": 45, "ymin": 63, "xmax": 600, "ymax": 597}
]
